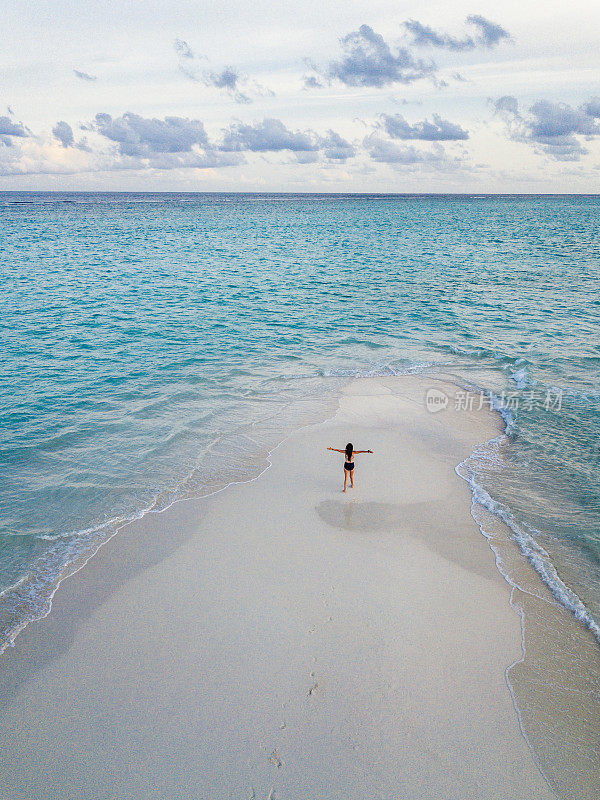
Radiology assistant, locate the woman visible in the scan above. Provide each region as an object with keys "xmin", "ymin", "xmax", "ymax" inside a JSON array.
[{"xmin": 327, "ymin": 442, "xmax": 373, "ymax": 492}]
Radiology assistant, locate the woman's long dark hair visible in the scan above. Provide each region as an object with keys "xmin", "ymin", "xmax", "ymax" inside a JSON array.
[{"xmin": 345, "ymin": 442, "xmax": 353, "ymax": 460}]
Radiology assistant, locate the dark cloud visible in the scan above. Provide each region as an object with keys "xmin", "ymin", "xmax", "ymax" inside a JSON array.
[
  {"xmin": 220, "ymin": 118, "xmax": 317, "ymax": 153},
  {"xmin": 318, "ymin": 130, "xmax": 356, "ymax": 160},
  {"xmin": 403, "ymin": 20, "xmax": 473, "ymax": 51},
  {"xmin": 326, "ymin": 24, "xmax": 436, "ymax": 88},
  {"xmin": 0, "ymin": 116, "xmax": 28, "ymax": 138},
  {"xmin": 207, "ymin": 67, "xmax": 238, "ymax": 91},
  {"xmin": 381, "ymin": 113, "xmax": 468, "ymax": 141},
  {"xmin": 494, "ymin": 96, "xmax": 600, "ymax": 161},
  {"xmin": 467, "ymin": 15, "xmax": 510, "ymax": 48},
  {"xmin": 204, "ymin": 67, "xmax": 251, "ymax": 104},
  {"xmin": 528, "ymin": 100, "xmax": 599, "ymax": 139},
  {"xmin": 404, "ymin": 16, "xmax": 510, "ymax": 51},
  {"xmin": 74, "ymin": 70, "xmax": 97, "ymax": 81},
  {"xmin": 94, "ymin": 112, "xmax": 210, "ymax": 157},
  {"xmin": 52, "ymin": 121, "xmax": 75, "ymax": 148}
]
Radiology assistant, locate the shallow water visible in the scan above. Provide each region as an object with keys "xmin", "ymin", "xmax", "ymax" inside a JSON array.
[{"xmin": 1, "ymin": 192, "xmax": 599, "ymax": 664}]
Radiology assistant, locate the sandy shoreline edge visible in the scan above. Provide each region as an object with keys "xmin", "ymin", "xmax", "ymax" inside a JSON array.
[{"xmin": 0, "ymin": 375, "xmax": 572, "ymax": 799}]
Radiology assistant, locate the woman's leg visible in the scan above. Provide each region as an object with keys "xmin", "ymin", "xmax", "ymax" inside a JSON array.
[
  {"xmin": 343, "ymin": 468, "xmax": 348, "ymax": 492},
  {"xmin": 349, "ymin": 468, "xmax": 354, "ymax": 488}
]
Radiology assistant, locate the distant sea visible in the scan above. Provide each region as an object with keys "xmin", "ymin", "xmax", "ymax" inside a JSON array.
[{"xmin": 1, "ymin": 192, "xmax": 599, "ymax": 658}]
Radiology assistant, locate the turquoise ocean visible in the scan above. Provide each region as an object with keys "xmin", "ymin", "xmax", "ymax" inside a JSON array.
[{"xmin": 1, "ymin": 192, "xmax": 599, "ymax": 658}]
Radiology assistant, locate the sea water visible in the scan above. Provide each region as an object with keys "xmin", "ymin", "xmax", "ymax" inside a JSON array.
[{"xmin": 1, "ymin": 192, "xmax": 599, "ymax": 662}]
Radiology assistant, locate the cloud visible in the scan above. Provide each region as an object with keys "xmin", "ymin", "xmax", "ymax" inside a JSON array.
[
  {"xmin": 173, "ymin": 38, "xmax": 272, "ymax": 103},
  {"xmin": 0, "ymin": 116, "xmax": 28, "ymax": 139},
  {"xmin": 51, "ymin": 120, "xmax": 92, "ymax": 152},
  {"xmin": 52, "ymin": 121, "xmax": 75, "ymax": 148},
  {"xmin": 174, "ymin": 38, "xmax": 194, "ymax": 59},
  {"xmin": 403, "ymin": 20, "xmax": 473, "ymax": 51},
  {"xmin": 326, "ymin": 24, "xmax": 436, "ymax": 88},
  {"xmin": 91, "ymin": 112, "xmax": 242, "ymax": 168},
  {"xmin": 94, "ymin": 112, "xmax": 210, "ymax": 157},
  {"xmin": 582, "ymin": 97, "xmax": 600, "ymax": 118},
  {"xmin": 0, "ymin": 144, "xmax": 22, "ymax": 173},
  {"xmin": 381, "ymin": 113, "xmax": 468, "ymax": 141},
  {"xmin": 364, "ymin": 134, "xmax": 446, "ymax": 165},
  {"xmin": 528, "ymin": 101, "xmax": 600, "ymax": 138},
  {"xmin": 0, "ymin": 137, "xmax": 240, "ymax": 177},
  {"xmin": 116, "ymin": 150, "xmax": 243, "ymax": 170},
  {"xmin": 1, "ymin": 111, "xmax": 246, "ymax": 175},
  {"xmin": 218, "ymin": 119, "xmax": 356, "ymax": 162},
  {"xmin": 494, "ymin": 96, "xmax": 600, "ymax": 161},
  {"xmin": 467, "ymin": 15, "xmax": 510, "ymax": 48},
  {"xmin": 173, "ymin": 38, "xmax": 204, "ymax": 81},
  {"xmin": 204, "ymin": 67, "xmax": 252, "ymax": 104},
  {"xmin": 493, "ymin": 95, "xmax": 519, "ymax": 115},
  {"xmin": 404, "ymin": 16, "xmax": 510, "ymax": 51},
  {"xmin": 220, "ymin": 118, "xmax": 318, "ymax": 153},
  {"xmin": 294, "ymin": 151, "xmax": 320, "ymax": 164},
  {"xmin": 206, "ymin": 67, "xmax": 239, "ymax": 91},
  {"xmin": 303, "ymin": 75, "xmax": 323, "ymax": 90},
  {"xmin": 6, "ymin": 113, "xmax": 354, "ymax": 176},
  {"xmin": 318, "ymin": 130, "xmax": 356, "ymax": 160},
  {"xmin": 0, "ymin": 144, "xmax": 70, "ymax": 176},
  {"xmin": 74, "ymin": 69, "xmax": 97, "ymax": 81},
  {"xmin": 0, "ymin": 133, "xmax": 90, "ymax": 176}
]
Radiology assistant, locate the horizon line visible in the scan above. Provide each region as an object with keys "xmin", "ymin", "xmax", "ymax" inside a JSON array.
[{"xmin": 1, "ymin": 190, "xmax": 599, "ymax": 197}]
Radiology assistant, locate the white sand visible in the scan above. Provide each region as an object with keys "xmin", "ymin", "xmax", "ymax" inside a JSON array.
[{"xmin": 0, "ymin": 377, "xmax": 555, "ymax": 799}]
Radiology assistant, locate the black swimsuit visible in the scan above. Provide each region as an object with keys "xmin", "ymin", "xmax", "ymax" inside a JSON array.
[{"xmin": 344, "ymin": 461, "xmax": 355, "ymax": 471}]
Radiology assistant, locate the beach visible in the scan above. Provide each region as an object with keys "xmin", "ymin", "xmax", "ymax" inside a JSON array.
[{"xmin": 0, "ymin": 376, "xmax": 560, "ymax": 799}]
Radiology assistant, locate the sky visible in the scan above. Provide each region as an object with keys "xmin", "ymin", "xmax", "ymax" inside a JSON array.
[{"xmin": 2, "ymin": 0, "xmax": 600, "ymax": 192}]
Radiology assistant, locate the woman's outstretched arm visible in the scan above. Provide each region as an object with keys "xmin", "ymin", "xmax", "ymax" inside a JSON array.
[
  {"xmin": 353, "ymin": 449, "xmax": 374, "ymax": 454},
  {"xmin": 327, "ymin": 447, "xmax": 345, "ymax": 452}
]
